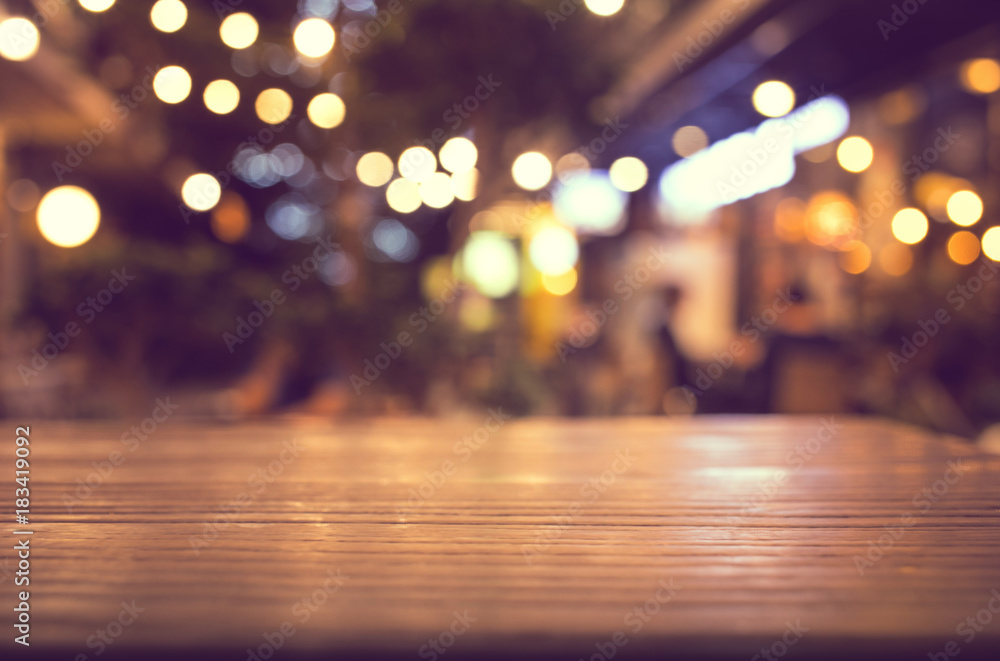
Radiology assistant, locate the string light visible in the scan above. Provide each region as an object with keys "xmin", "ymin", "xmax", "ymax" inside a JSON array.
[
  {"xmin": 150, "ymin": 0, "xmax": 187, "ymax": 33},
  {"xmin": 37, "ymin": 187, "xmax": 100, "ymax": 248},
  {"xmin": 451, "ymin": 169, "xmax": 479, "ymax": 202},
  {"xmin": 255, "ymin": 88, "xmax": 293, "ymax": 124},
  {"xmin": 307, "ymin": 93, "xmax": 345, "ymax": 129},
  {"xmin": 0, "ymin": 18, "xmax": 40, "ymax": 61},
  {"xmin": 79, "ymin": 0, "xmax": 115, "ymax": 12},
  {"xmin": 946, "ymin": 190, "xmax": 983, "ymax": 227},
  {"xmin": 512, "ymin": 152, "xmax": 552, "ymax": 191},
  {"xmin": 386, "ymin": 178, "xmax": 421, "ymax": 213},
  {"xmin": 609, "ymin": 157, "xmax": 648, "ymax": 192},
  {"xmin": 398, "ymin": 147, "xmax": 436, "ymax": 183},
  {"xmin": 181, "ymin": 174, "xmax": 222, "ymax": 212},
  {"xmin": 982, "ymin": 227, "xmax": 1000, "ymax": 262},
  {"xmin": 439, "ymin": 138, "xmax": 478, "ymax": 174},
  {"xmin": 837, "ymin": 136, "xmax": 874, "ymax": 173},
  {"xmin": 356, "ymin": 152, "xmax": 394, "ymax": 187},
  {"xmin": 293, "ymin": 18, "xmax": 336, "ymax": 58},
  {"xmin": 419, "ymin": 173, "xmax": 455, "ymax": 209},
  {"xmin": 752, "ymin": 81, "xmax": 795, "ymax": 118},
  {"xmin": 584, "ymin": 0, "xmax": 625, "ymax": 17},
  {"xmin": 947, "ymin": 231, "xmax": 981, "ymax": 265},
  {"xmin": 203, "ymin": 80, "xmax": 240, "ymax": 114},
  {"xmin": 153, "ymin": 66, "xmax": 192, "ymax": 104},
  {"xmin": 891, "ymin": 208, "xmax": 929, "ymax": 245},
  {"xmin": 960, "ymin": 58, "xmax": 1000, "ymax": 95},
  {"xmin": 220, "ymin": 13, "xmax": 258, "ymax": 49}
]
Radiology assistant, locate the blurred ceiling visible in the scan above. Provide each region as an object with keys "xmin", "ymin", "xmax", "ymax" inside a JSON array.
[{"xmin": 1, "ymin": 0, "xmax": 997, "ymax": 220}]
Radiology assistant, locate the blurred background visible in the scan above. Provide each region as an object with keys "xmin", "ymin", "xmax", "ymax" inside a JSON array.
[{"xmin": 1, "ymin": 0, "xmax": 999, "ymax": 440}]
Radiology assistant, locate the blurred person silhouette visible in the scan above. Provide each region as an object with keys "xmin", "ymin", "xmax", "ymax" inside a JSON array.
[{"xmin": 655, "ymin": 285, "xmax": 688, "ymax": 394}]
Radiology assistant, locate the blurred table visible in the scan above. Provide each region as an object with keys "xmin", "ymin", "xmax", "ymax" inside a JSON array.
[{"xmin": 8, "ymin": 416, "xmax": 1000, "ymax": 660}]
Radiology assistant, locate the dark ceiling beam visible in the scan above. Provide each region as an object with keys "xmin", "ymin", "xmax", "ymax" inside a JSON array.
[{"xmin": 598, "ymin": 0, "xmax": 780, "ymax": 120}]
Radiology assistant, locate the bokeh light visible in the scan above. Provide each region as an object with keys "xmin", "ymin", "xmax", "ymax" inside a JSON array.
[
  {"xmin": 752, "ymin": 81, "xmax": 795, "ymax": 118},
  {"xmin": 150, "ymin": 0, "xmax": 187, "ymax": 33},
  {"xmin": 220, "ymin": 13, "xmax": 258, "ymax": 49},
  {"xmin": 153, "ymin": 66, "xmax": 192, "ymax": 104},
  {"xmin": 211, "ymin": 192, "xmax": 250, "ymax": 243},
  {"xmin": 181, "ymin": 173, "xmax": 222, "ymax": 212},
  {"xmin": 891, "ymin": 208, "xmax": 929, "ymax": 245},
  {"xmin": 79, "ymin": 0, "xmax": 115, "ymax": 12},
  {"xmin": 356, "ymin": 152, "xmax": 394, "ymax": 187},
  {"xmin": 915, "ymin": 172, "xmax": 971, "ymax": 222},
  {"xmin": 541, "ymin": 268, "xmax": 578, "ymax": 296},
  {"xmin": 371, "ymin": 219, "xmax": 419, "ymax": 263},
  {"xmin": 838, "ymin": 241, "xmax": 871, "ymax": 274},
  {"xmin": 420, "ymin": 257, "xmax": 454, "ymax": 301},
  {"xmin": 386, "ymin": 178, "xmax": 421, "ymax": 213},
  {"xmin": 439, "ymin": 137, "xmax": 478, "ymax": 174},
  {"xmin": 307, "ymin": 93, "xmax": 345, "ymax": 128},
  {"xmin": 946, "ymin": 190, "xmax": 983, "ymax": 227},
  {"xmin": 960, "ymin": 58, "xmax": 1000, "ymax": 95},
  {"xmin": 266, "ymin": 193, "xmax": 322, "ymax": 240},
  {"xmin": 37, "ymin": 186, "xmax": 100, "ymax": 248},
  {"xmin": 774, "ymin": 198, "xmax": 806, "ymax": 243},
  {"xmin": 672, "ymin": 125, "xmax": 709, "ymax": 158},
  {"xmin": 947, "ymin": 230, "xmax": 981, "ymax": 265},
  {"xmin": 419, "ymin": 172, "xmax": 455, "ymax": 209},
  {"xmin": 982, "ymin": 227, "xmax": 1000, "ymax": 262},
  {"xmin": 554, "ymin": 171, "xmax": 627, "ymax": 235},
  {"xmin": 608, "ymin": 157, "xmax": 648, "ymax": 192},
  {"xmin": 203, "ymin": 79, "xmax": 240, "ymax": 114},
  {"xmin": 462, "ymin": 232, "xmax": 519, "ymax": 298},
  {"xmin": 398, "ymin": 147, "xmax": 437, "ymax": 183},
  {"xmin": 879, "ymin": 243, "xmax": 913, "ymax": 276},
  {"xmin": 584, "ymin": 0, "xmax": 625, "ymax": 17},
  {"xmin": 451, "ymin": 168, "xmax": 479, "ymax": 202},
  {"xmin": 459, "ymin": 296, "xmax": 497, "ymax": 333},
  {"xmin": 293, "ymin": 18, "xmax": 336, "ymax": 58},
  {"xmin": 529, "ymin": 226, "xmax": 579, "ymax": 276},
  {"xmin": 0, "ymin": 18, "xmax": 40, "ymax": 62},
  {"xmin": 878, "ymin": 86, "xmax": 926, "ymax": 125},
  {"xmin": 512, "ymin": 152, "xmax": 552, "ymax": 191},
  {"xmin": 804, "ymin": 191, "xmax": 856, "ymax": 247},
  {"xmin": 255, "ymin": 88, "xmax": 293, "ymax": 124},
  {"xmin": 271, "ymin": 143, "xmax": 305, "ymax": 180},
  {"xmin": 836, "ymin": 136, "xmax": 874, "ymax": 173},
  {"xmin": 319, "ymin": 249, "xmax": 357, "ymax": 287}
]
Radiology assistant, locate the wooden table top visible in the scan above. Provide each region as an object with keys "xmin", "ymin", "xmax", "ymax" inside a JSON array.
[{"xmin": 5, "ymin": 415, "xmax": 1000, "ymax": 660}]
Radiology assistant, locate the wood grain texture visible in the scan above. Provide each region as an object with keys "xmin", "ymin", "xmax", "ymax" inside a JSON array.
[{"xmin": 4, "ymin": 416, "xmax": 1000, "ymax": 660}]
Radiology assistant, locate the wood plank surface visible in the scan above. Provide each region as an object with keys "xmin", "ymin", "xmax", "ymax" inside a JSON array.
[{"xmin": 3, "ymin": 416, "xmax": 1000, "ymax": 660}]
